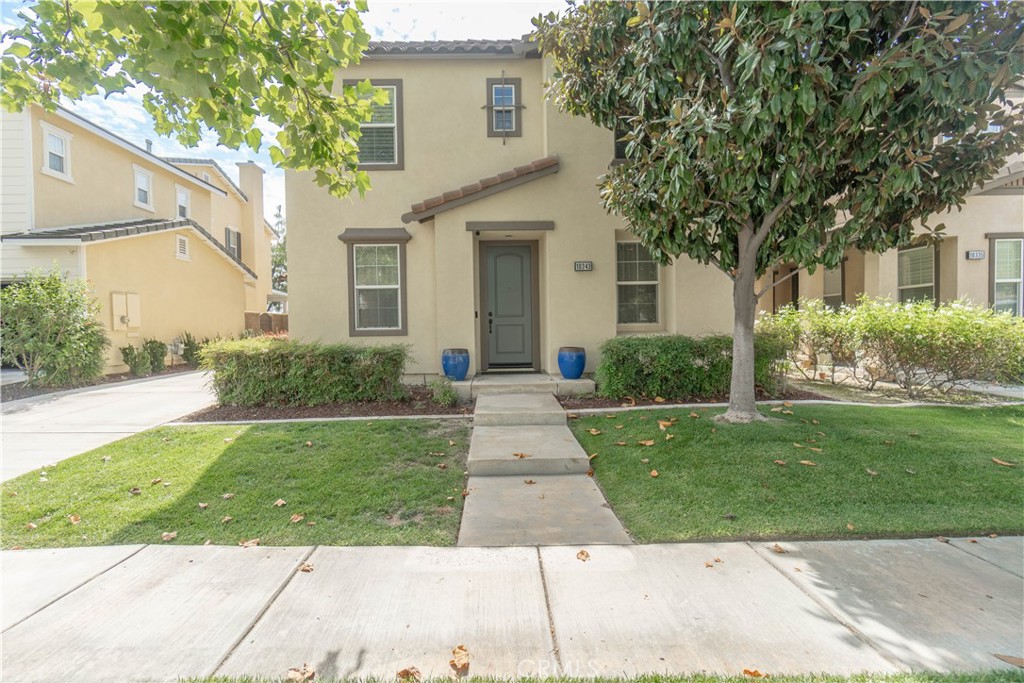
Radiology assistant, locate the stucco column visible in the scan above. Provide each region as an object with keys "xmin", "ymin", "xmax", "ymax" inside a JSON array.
[
  {"xmin": 236, "ymin": 162, "xmax": 264, "ymax": 272},
  {"xmin": 434, "ymin": 215, "xmax": 478, "ymax": 376}
]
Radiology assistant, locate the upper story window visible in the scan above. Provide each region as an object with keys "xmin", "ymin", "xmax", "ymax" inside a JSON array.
[
  {"xmin": 992, "ymin": 236, "xmax": 1023, "ymax": 316},
  {"xmin": 224, "ymin": 226, "xmax": 241, "ymax": 260},
  {"xmin": 486, "ymin": 77, "xmax": 522, "ymax": 138},
  {"xmin": 40, "ymin": 122, "xmax": 73, "ymax": 183},
  {"xmin": 175, "ymin": 185, "xmax": 191, "ymax": 219},
  {"xmin": 353, "ymin": 79, "xmax": 403, "ymax": 170},
  {"xmin": 616, "ymin": 241, "xmax": 659, "ymax": 324},
  {"xmin": 897, "ymin": 244, "xmax": 936, "ymax": 303},
  {"xmin": 133, "ymin": 165, "xmax": 154, "ymax": 212}
]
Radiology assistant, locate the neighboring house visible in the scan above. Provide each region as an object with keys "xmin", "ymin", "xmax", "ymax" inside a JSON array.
[
  {"xmin": 0, "ymin": 104, "xmax": 275, "ymax": 373},
  {"xmin": 288, "ymin": 39, "xmax": 1022, "ymax": 381}
]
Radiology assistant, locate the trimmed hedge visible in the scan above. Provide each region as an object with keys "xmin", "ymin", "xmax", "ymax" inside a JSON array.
[
  {"xmin": 595, "ymin": 334, "xmax": 787, "ymax": 400},
  {"xmin": 200, "ymin": 337, "xmax": 409, "ymax": 406}
]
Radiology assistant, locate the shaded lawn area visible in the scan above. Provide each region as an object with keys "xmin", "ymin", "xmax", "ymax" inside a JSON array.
[
  {"xmin": 185, "ymin": 672, "xmax": 1024, "ymax": 682},
  {"xmin": 571, "ymin": 405, "xmax": 1024, "ymax": 543},
  {"xmin": 1, "ymin": 419, "xmax": 470, "ymax": 549}
]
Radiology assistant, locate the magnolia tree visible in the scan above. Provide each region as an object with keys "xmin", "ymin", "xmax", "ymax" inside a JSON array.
[
  {"xmin": 535, "ymin": 1, "xmax": 1024, "ymax": 422},
  {"xmin": 2, "ymin": 0, "xmax": 382, "ymax": 198}
]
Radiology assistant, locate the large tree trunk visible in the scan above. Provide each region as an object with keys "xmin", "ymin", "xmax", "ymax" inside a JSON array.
[{"xmin": 717, "ymin": 234, "xmax": 767, "ymax": 424}]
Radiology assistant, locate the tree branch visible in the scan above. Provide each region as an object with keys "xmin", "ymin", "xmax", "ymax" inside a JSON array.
[
  {"xmin": 699, "ymin": 45, "xmax": 735, "ymax": 97},
  {"xmin": 747, "ymin": 194, "xmax": 795, "ymax": 258},
  {"xmin": 755, "ymin": 264, "xmax": 803, "ymax": 299}
]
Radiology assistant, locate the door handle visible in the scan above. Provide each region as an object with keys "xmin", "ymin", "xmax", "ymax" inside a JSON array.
[{"xmin": 488, "ymin": 312, "xmax": 493, "ymax": 334}]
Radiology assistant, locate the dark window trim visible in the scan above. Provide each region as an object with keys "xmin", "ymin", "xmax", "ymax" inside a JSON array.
[
  {"xmin": 345, "ymin": 78, "xmax": 404, "ymax": 171},
  {"xmin": 345, "ymin": 232, "xmax": 409, "ymax": 337},
  {"xmin": 615, "ymin": 240, "xmax": 661, "ymax": 325},
  {"xmin": 988, "ymin": 233, "xmax": 1024, "ymax": 312},
  {"xmin": 486, "ymin": 77, "xmax": 522, "ymax": 138}
]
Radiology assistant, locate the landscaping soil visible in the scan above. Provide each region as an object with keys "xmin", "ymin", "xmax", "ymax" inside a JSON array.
[
  {"xmin": 0, "ymin": 364, "xmax": 197, "ymax": 404},
  {"xmin": 557, "ymin": 386, "xmax": 832, "ymax": 410},
  {"xmin": 182, "ymin": 386, "xmax": 475, "ymax": 422}
]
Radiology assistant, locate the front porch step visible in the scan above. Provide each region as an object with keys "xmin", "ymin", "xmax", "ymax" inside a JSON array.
[
  {"xmin": 468, "ymin": 425, "xmax": 591, "ymax": 476},
  {"xmin": 453, "ymin": 373, "xmax": 595, "ymax": 400},
  {"xmin": 473, "ymin": 393, "xmax": 566, "ymax": 427}
]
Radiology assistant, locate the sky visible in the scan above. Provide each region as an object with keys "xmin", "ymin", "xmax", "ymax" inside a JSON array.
[{"xmin": 0, "ymin": 0, "xmax": 567, "ymax": 224}]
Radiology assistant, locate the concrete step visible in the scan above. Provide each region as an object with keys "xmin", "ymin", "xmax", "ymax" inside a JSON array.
[
  {"xmin": 458, "ymin": 474, "xmax": 633, "ymax": 546},
  {"xmin": 468, "ymin": 425, "xmax": 591, "ymax": 476},
  {"xmin": 453, "ymin": 374, "xmax": 595, "ymax": 401},
  {"xmin": 473, "ymin": 393, "xmax": 566, "ymax": 426}
]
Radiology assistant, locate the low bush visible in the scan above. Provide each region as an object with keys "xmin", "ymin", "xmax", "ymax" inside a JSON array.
[
  {"xmin": 200, "ymin": 337, "xmax": 409, "ymax": 406},
  {"xmin": 143, "ymin": 338, "xmax": 167, "ymax": 373},
  {"xmin": 429, "ymin": 377, "xmax": 459, "ymax": 407},
  {"xmin": 120, "ymin": 345, "xmax": 152, "ymax": 377},
  {"xmin": 0, "ymin": 269, "xmax": 109, "ymax": 387},
  {"xmin": 179, "ymin": 332, "xmax": 203, "ymax": 367},
  {"xmin": 595, "ymin": 334, "xmax": 787, "ymax": 400}
]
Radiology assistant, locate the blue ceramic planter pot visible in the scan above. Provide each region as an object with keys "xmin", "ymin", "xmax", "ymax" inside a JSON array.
[
  {"xmin": 441, "ymin": 348, "xmax": 470, "ymax": 382},
  {"xmin": 557, "ymin": 346, "xmax": 586, "ymax": 380}
]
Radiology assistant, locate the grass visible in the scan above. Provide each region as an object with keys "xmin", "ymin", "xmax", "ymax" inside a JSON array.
[
  {"xmin": 183, "ymin": 672, "xmax": 1024, "ymax": 682},
  {"xmin": 1, "ymin": 419, "xmax": 470, "ymax": 549},
  {"xmin": 571, "ymin": 404, "xmax": 1024, "ymax": 543}
]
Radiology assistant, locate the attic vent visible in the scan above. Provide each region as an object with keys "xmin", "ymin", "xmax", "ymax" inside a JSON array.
[
  {"xmin": 175, "ymin": 235, "xmax": 191, "ymax": 260},
  {"xmin": 201, "ymin": 172, "xmax": 211, "ymax": 182}
]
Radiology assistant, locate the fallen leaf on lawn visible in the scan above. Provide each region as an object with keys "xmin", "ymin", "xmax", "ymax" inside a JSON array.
[
  {"xmin": 992, "ymin": 458, "xmax": 1017, "ymax": 467},
  {"xmin": 6, "ymin": 492, "xmax": 16, "ymax": 497},
  {"xmin": 204, "ymin": 539, "xmax": 212, "ymax": 546},
  {"xmin": 290, "ymin": 513, "xmax": 305, "ymax": 523},
  {"xmin": 883, "ymin": 440, "xmax": 895, "ymax": 446},
  {"xmin": 68, "ymin": 514, "xmax": 81, "ymax": 525},
  {"xmin": 587, "ymin": 468, "xmax": 595, "ymax": 477},
  {"xmin": 723, "ymin": 513, "xmax": 737, "ymax": 521},
  {"xmin": 781, "ymin": 410, "xmax": 794, "ymax": 415},
  {"xmin": 689, "ymin": 412, "xmax": 700, "ymax": 419},
  {"xmin": 221, "ymin": 516, "xmax": 233, "ymax": 524},
  {"xmin": 576, "ymin": 549, "xmax": 591, "ymax": 562},
  {"xmin": 743, "ymin": 668, "xmax": 767, "ymax": 678},
  {"xmin": 771, "ymin": 543, "xmax": 787, "ymax": 554},
  {"xmin": 799, "ymin": 460, "xmax": 817, "ymax": 467},
  {"xmin": 397, "ymin": 667, "xmax": 422, "ymax": 683},
  {"xmin": 587, "ymin": 429, "xmax": 602, "ymax": 435},
  {"xmin": 449, "ymin": 645, "xmax": 470, "ymax": 678},
  {"xmin": 25, "ymin": 523, "xmax": 36, "ymax": 530},
  {"xmin": 615, "ymin": 441, "xmax": 627, "ymax": 446},
  {"xmin": 808, "ymin": 447, "xmax": 823, "ymax": 453},
  {"xmin": 665, "ymin": 434, "xmax": 675, "ymax": 440},
  {"xmin": 513, "ymin": 452, "xmax": 531, "ymax": 459},
  {"xmin": 446, "ymin": 496, "xmax": 455, "ymax": 501},
  {"xmin": 989, "ymin": 533, "xmax": 999, "ymax": 538},
  {"xmin": 198, "ymin": 503, "xmax": 208, "ymax": 510},
  {"xmin": 817, "ymin": 431, "xmax": 826, "ymax": 437},
  {"xmin": 711, "ymin": 428, "xmax": 717, "ymax": 433},
  {"xmin": 274, "ymin": 499, "xmax": 287, "ymax": 507},
  {"xmin": 222, "ymin": 493, "xmax": 235, "ymax": 500},
  {"xmin": 621, "ymin": 396, "xmax": 637, "ymax": 407},
  {"xmin": 641, "ymin": 458, "xmax": 649, "ymax": 464},
  {"xmin": 812, "ymin": 419, "xmax": 820, "ymax": 425},
  {"xmin": 298, "ymin": 562, "xmax": 314, "ymax": 573},
  {"xmin": 993, "ymin": 654, "xmax": 1024, "ymax": 668},
  {"xmin": 866, "ymin": 468, "xmax": 879, "ymax": 476},
  {"xmin": 605, "ymin": 414, "xmax": 616, "ymax": 419},
  {"xmin": 239, "ymin": 538, "xmax": 260, "ymax": 548},
  {"xmin": 615, "ymin": 424, "xmax": 624, "ymax": 429},
  {"xmin": 150, "ymin": 478, "xmax": 162, "ymax": 485},
  {"xmin": 11, "ymin": 546, "xmax": 23, "ymax": 550},
  {"xmin": 908, "ymin": 432, "xmax": 921, "ymax": 438},
  {"xmin": 773, "ymin": 460, "xmax": 786, "ymax": 466},
  {"xmin": 304, "ymin": 441, "xmax": 313, "ymax": 447},
  {"xmin": 650, "ymin": 469, "xmax": 659, "ymax": 477},
  {"xmin": 653, "ymin": 396, "xmax": 666, "ymax": 403},
  {"xmin": 224, "ymin": 438, "xmax": 233, "ymax": 443},
  {"xmin": 161, "ymin": 531, "xmax": 177, "ymax": 542},
  {"xmin": 285, "ymin": 663, "xmax": 316, "ymax": 682},
  {"xmin": 847, "ymin": 523, "xmax": 856, "ymax": 531},
  {"xmin": 783, "ymin": 401, "xmax": 793, "ymax": 407},
  {"xmin": 163, "ymin": 482, "xmax": 171, "ymax": 487},
  {"xmin": 905, "ymin": 468, "xmax": 917, "ymax": 475},
  {"xmin": 638, "ymin": 439, "xmax": 655, "ymax": 446},
  {"xmin": 129, "ymin": 487, "xmax": 141, "ymax": 496},
  {"xmin": 770, "ymin": 406, "xmax": 783, "ymax": 413},
  {"xmin": 306, "ymin": 521, "xmax": 316, "ymax": 527},
  {"xmin": 793, "ymin": 443, "xmax": 804, "ymax": 448},
  {"xmin": 800, "ymin": 418, "xmax": 809, "ymax": 424},
  {"xmin": 524, "ymin": 479, "xmax": 536, "ymax": 485},
  {"xmin": 589, "ymin": 453, "xmax": 599, "ymax": 460},
  {"xmin": 437, "ymin": 463, "xmax": 447, "ymax": 470},
  {"xmin": 102, "ymin": 456, "xmax": 111, "ymax": 462},
  {"xmin": 658, "ymin": 420, "xmax": 673, "ymax": 430}
]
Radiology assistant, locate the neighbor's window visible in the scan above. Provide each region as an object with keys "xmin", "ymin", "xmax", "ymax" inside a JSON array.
[
  {"xmin": 175, "ymin": 185, "xmax": 191, "ymax": 219},
  {"xmin": 353, "ymin": 244, "xmax": 402, "ymax": 331},
  {"xmin": 993, "ymin": 238, "xmax": 1023, "ymax": 316},
  {"xmin": 40, "ymin": 122, "xmax": 73, "ymax": 182},
  {"xmin": 897, "ymin": 245, "xmax": 936, "ymax": 303},
  {"xmin": 613, "ymin": 122, "xmax": 629, "ymax": 161},
  {"xmin": 617, "ymin": 241, "xmax": 659, "ymax": 324},
  {"xmin": 224, "ymin": 226, "xmax": 241, "ymax": 260},
  {"xmin": 487, "ymin": 78, "xmax": 522, "ymax": 137},
  {"xmin": 355, "ymin": 80, "xmax": 403, "ymax": 169},
  {"xmin": 823, "ymin": 263, "xmax": 844, "ymax": 310},
  {"xmin": 133, "ymin": 165, "xmax": 154, "ymax": 211}
]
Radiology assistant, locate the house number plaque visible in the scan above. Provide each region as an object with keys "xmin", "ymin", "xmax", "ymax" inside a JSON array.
[
  {"xmin": 965, "ymin": 250, "xmax": 985, "ymax": 260},
  {"xmin": 574, "ymin": 261, "xmax": 594, "ymax": 272}
]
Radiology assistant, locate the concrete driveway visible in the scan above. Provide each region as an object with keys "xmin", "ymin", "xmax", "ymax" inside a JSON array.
[{"xmin": 1, "ymin": 371, "xmax": 215, "ymax": 482}]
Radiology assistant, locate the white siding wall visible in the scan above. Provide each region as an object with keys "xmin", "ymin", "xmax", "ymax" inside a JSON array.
[
  {"xmin": 0, "ymin": 109, "xmax": 33, "ymax": 234},
  {"xmin": 0, "ymin": 244, "xmax": 82, "ymax": 281}
]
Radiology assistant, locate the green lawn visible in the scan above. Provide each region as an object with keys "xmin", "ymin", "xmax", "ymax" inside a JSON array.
[
  {"xmin": 1, "ymin": 419, "xmax": 470, "ymax": 549},
  {"xmin": 571, "ymin": 404, "xmax": 1024, "ymax": 543},
  {"xmin": 185, "ymin": 672, "xmax": 1024, "ymax": 683}
]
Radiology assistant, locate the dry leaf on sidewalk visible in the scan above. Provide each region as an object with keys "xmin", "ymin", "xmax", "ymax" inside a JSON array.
[
  {"xmin": 298, "ymin": 562, "xmax": 314, "ymax": 573},
  {"xmin": 397, "ymin": 667, "xmax": 422, "ymax": 682},
  {"xmin": 513, "ymin": 452, "xmax": 531, "ymax": 459},
  {"xmin": 771, "ymin": 543, "xmax": 787, "ymax": 554},
  {"xmin": 577, "ymin": 549, "xmax": 591, "ymax": 562},
  {"xmin": 449, "ymin": 645, "xmax": 470, "ymax": 678},
  {"xmin": 239, "ymin": 538, "xmax": 260, "ymax": 548},
  {"xmin": 285, "ymin": 663, "xmax": 316, "ymax": 682}
]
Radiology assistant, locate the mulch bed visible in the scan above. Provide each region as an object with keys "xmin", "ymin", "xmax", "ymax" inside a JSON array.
[
  {"xmin": 557, "ymin": 386, "xmax": 831, "ymax": 410},
  {"xmin": 1, "ymin": 364, "xmax": 197, "ymax": 404},
  {"xmin": 181, "ymin": 386, "xmax": 475, "ymax": 422}
]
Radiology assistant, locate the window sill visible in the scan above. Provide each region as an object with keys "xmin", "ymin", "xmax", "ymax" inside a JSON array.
[
  {"xmin": 357, "ymin": 163, "xmax": 404, "ymax": 171},
  {"xmin": 351, "ymin": 328, "xmax": 407, "ymax": 337},
  {"xmin": 41, "ymin": 166, "xmax": 74, "ymax": 184},
  {"xmin": 616, "ymin": 323, "xmax": 665, "ymax": 336},
  {"xmin": 175, "ymin": 254, "xmax": 191, "ymax": 262},
  {"xmin": 134, "ymin": 201, "xmax": 156, "ymax": 213}
]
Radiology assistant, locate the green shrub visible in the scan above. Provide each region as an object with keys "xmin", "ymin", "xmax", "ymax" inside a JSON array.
[
  {"xmin": 429, "ymin": 377, "xmax": 459, "ymax": 407},
  {"xmin": 180, "ymin": 332, "xmax": 203, "ymax": 367},
  {"xmin": 200, "ymin": 337, "xmax": 409, "ymax": 406},
  {"xmin": 0, "ymin": 269, "xmax": 109, "ymax": 387},
  {"xmin": 143, "ymin": 338, "xmax": 167, "ymax": 373},
  {"xmin": 595, "ymin": 334, "xmax": 786, "ymax": 400},
  {"xmin": 120, "ymin": 345, "xmax": 152, "ymax": 377}
]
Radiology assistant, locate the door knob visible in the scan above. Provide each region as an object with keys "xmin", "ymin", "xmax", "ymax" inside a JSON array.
[{"xmin": 488, "ymin": 312, "xmax": 493, "ymax": 334}]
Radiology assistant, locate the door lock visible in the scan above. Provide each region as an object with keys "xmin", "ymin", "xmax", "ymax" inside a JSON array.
[{"xmin": 488, "ymin": 311, "xmax": 493, "ymax": 334}]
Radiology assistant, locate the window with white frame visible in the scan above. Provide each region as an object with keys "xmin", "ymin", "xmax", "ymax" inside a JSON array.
[
  {"xmin": 175, "ymin": 235, "xmax": 191, "ymax": 261},
  {"xmin": 993, "ymin": 238, "xmax": 1023, "ymax": 316},
  {"xmin": 355, "ymin": 81, "xmax": 402, "ymax": 168},
  {"xmin": 224, "ymin": 226, "xmax": 241, "ymax": 259},
  {"xmin": 175, "ymin": 185, "xmax": 191, "ymax": 219},
  {"xmin": 822, "ymin": 263, "xmax": 843, "ymax": 310},
  {"xmin": 352, "ymin": 244, "xmax": 402, "ymax": 331},
  {"xmin": 487, "ymin": 78, "xmax": 522, "ymax": 137},
  {"xmin": 616, "ymin": 241, "xmax": 659, "ymax": 324},
  {"xmin": 133, "ymin": 165, "xmax": 154, "ymax": 211},
  {"xmin": 40, "ymin": 122, "xmax": 73, "ymax": 182},
  {"xmin": 897, "ymin": 245, "xmax": 936, "ymax": 302}
]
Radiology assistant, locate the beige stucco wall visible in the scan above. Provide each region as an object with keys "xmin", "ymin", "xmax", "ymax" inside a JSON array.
[{"xmin": 85, "ymin": 230, "xmax": 246, "ymax": 372}]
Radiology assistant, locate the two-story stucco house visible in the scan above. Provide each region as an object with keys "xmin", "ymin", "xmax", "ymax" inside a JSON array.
[
  {"xmin": 288, "ymin": 39, "xmax": 1023, "ymax": 382},
  {"xmin": 0, "ymin": 104, "xmax": 276, "ymax": 373}
]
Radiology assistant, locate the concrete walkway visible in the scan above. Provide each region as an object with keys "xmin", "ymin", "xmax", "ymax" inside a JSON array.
[
  {"xmin": 0, "ymin": 371, "xmax": 215, "ymax": 482},
  {"xmin": 1, "ymin": 536, "xmax": 1020, "ymax": 681},
  {"xmin": 459, "ymin": 393, "xmax": 630, "ymax": 546}
]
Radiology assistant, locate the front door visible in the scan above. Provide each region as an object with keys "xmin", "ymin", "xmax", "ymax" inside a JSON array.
[{"xmin": 485, "ymin": 244, "xmax": 534, "ymax": 368}]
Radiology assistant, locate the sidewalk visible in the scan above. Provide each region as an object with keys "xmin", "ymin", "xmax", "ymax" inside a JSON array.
[
  {"xmin": 2, "ymin": 536, "xmax": 1020, "ymax": 682},
  {"xmin": 0, "ymin": 371, "xmax": 215, "ymax": 481}
]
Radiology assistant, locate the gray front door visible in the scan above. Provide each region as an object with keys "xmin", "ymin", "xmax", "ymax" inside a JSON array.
[{"xmin": 486, "ymin": 244, "xmax": 533, "ymax": 367}]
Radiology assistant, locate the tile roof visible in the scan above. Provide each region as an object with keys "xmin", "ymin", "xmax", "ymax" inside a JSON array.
[
  {"xmin": 2, "ymin": 218, "xmax": 257, "ymax": 279},
  {"xmin": 161, "ymin": 157, "xmax": 248, "ymax": 201},
  {"xmin": 401, "ymin": 155, "xmax": 559, "ymax": 224},
  {"xmin": 366, "ymin": 39, "xmax": 538, "ymax": 58}
]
